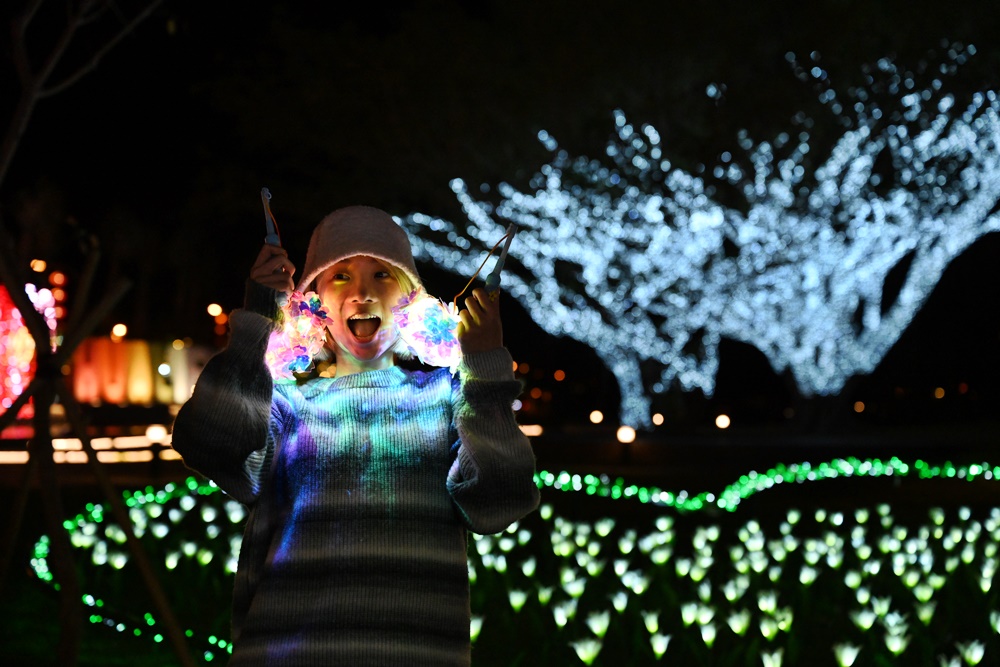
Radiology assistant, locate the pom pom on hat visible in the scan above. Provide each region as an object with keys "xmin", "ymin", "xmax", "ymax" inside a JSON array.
[{"xmin": 296, "ymin": 206, "xmax": 422, "ymax": 292}]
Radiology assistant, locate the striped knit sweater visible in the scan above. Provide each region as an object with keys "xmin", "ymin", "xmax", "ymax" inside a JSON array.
[{"xmin": 171, "ymin": 295, "xmax": 540, "ymax": 667}]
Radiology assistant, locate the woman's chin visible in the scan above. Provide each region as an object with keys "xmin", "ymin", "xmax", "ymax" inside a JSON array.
[{"xmin": 337, "ymin": 333, "xmax": 397, "ymax": 365}]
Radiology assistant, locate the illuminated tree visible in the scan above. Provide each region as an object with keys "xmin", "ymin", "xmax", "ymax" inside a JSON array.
[{"xmin": 400, "ymin": 44, "xmax": 1000, "ymax": 427}]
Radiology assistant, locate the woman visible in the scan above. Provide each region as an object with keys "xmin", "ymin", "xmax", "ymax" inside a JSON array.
[{"xmin": 171, "ymin": 205, "xmax": 539, "ymax": 666}]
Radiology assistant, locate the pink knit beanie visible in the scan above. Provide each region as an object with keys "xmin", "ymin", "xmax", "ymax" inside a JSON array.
[{"xmin": 295, "ymin": 206, "xmax": 422, "ymax": 292}]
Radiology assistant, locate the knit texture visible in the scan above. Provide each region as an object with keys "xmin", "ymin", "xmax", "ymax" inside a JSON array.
[{"xmin": 171, "ymin": 302, "xmax": 539, "ymax": 667}]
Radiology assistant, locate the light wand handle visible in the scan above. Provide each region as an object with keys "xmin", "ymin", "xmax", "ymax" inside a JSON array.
[
  {"xmin": 484, "ymin": 222, "xmax": 517, "ymax": 296},
  {"xmin": 261, "ymin": 187, "xmax": 281, "ymax": 246}
]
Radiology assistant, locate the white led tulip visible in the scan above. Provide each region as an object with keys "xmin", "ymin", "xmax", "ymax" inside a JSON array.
[
  {"xmin": 586, "ymin": 610, "xmax": 610, "ymax": 638},
  {"xmin": 761, "ymin": 647, "xmax": 783, "ymax": 667},
  {"xmin": 883, "ymin": 631, "xmax": 910, "ymax": 656},
  {"xmin": 681, "ymin": 602, "xmax": 699, "ymax": 626},
  {"xmin": 832, "ymin": 643, "xmax": 861, "ymax": 666},
  {"xmin": 650, "ymin": 633, "xmax": 671, "ymax": 659},
  {"xmin": 758, "ymin": 590, "xmax": 778, "ymax": 614},
  {"xmin": 508, "ymin": 589, "xmax": 527, "ymax": 612},
  {"xmin": 760, "ymin": 617, "xmax": 779, "ymax": 641},
  {"xmin": 727, "ymin": 609, "xmax": 751, "ymax": 636},
  {"xmin": 915, "ymin": 601, "xmax": 937, "ymax": 625},
  {"xmin": 700, "ymin": 622, "xmax": 717, "ymax": 647},
  {"xmin": 849, "ymin": 609, "xmax": 876, "ymax": 631},
  {"xmin": 570, "ymin": 639, "xmax": 602, "ymax": 665}
]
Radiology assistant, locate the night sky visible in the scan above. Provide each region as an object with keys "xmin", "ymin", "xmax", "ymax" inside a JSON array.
[{"xmin": 3, "ymin": 0, "xmax": 999, "ymax": 433}]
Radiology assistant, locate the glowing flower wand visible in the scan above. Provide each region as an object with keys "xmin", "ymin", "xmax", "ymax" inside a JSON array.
[
  {"xmin": 258, "ymin": 188, "xmax": 332, "ymax": 381},
  {"xmin": 265, "ymin": 291, "xmax": 330, "ymax": 381},
  {"xmin": 392, "ymin": 222, "xmax": 517, "ymax": 371}
]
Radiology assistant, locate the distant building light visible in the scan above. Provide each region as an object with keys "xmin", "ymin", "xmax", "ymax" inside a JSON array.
[
  {"xmin": 590, "ymin": 410, "xmax": 604, "ymax": 424},
  {"xmin": 616, "ymin": 426, "xmax": 636, "ymax": 443},
  {"xmin": 207, "ymin": 303, "xmax": 223, "ymax": 317},
  {"xmin": 854, "ymin": 401, "xmax": 865, "ymax": 413},
  {"xmin": 715, "ymin": 414, "xmax": 731, "ymax": 429},
  {"xmin": 519, "ymin": 424, "xmax": 544, "ymax": 437},
  {"xmin": 145, "ymin": 424, "xmax": 169, "ymax": 442},
  {"xmin": 553, "ymin": 370, "xmax": 566, "ymax": 381},
  {"xmin": 652, "ymin": 413, "xmax": 664, "ymax": 426},
  {"xmin": 157, "ymin": 363, "xmax": 171, "ymax": 377},
  {"xmin": 111, "ymin": 323, "xmax": 127, "ymax": 339},
  {"xmin": 30, "ymin": 259, "xmax": 46, "ymax": 272},
  {"xmin": 160, "ymin": 448, "xmax": 182, "ymax": 461},
  {"xmin": 933, "ymin": 387, "xmax": 945, "ymax": 399}
]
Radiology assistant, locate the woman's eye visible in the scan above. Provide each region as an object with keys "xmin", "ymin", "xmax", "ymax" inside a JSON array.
[
  {"xmin": 332, "ymin": 273, "xmax": 350, "ymax": 282},
  {"xmin": 375, "ymin": 271, "xmax": 392, "ymax": 280}
]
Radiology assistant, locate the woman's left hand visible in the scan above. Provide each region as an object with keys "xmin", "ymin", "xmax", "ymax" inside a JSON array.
[{"xmin": 457, "ymin": 288, "xmax": 503, "ymax": 354}]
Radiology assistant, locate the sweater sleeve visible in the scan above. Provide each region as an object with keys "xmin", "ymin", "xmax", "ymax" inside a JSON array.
[
  {"xmin": 170, "ymin": 281, "xmax": 281, "ymax": 505},
  {"xmin": 446, "ymin": 347, "xmax": 540, "ymax": 534}
]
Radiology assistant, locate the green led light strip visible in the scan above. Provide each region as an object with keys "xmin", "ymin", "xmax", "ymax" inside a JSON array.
[{"xmin": 537, "ymin": 457, "xmax": 999, "ymax": 512}]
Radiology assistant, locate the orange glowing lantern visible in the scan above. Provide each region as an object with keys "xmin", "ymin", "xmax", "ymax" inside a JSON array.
[
  {"xmin": 125, "ymin": 340, "xmax": 154, "ymax": 405},
  {"xmin": 71, "ymin": 337, "xmax": 102, "ymax": 404},
  {"xmin": 93, "ymin": 336, "xmax": 128, "ymax": 404}
]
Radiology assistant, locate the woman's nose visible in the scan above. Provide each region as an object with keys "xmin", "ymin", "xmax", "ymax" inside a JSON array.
[{"xmin": 349, "ymin": 278, "xmax": 376, "ymax": 302}]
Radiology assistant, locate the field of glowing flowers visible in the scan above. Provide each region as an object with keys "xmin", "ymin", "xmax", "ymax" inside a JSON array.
[{"xmin": 13, "ymin": 457, "xmax": 1000, "ymax": 667}]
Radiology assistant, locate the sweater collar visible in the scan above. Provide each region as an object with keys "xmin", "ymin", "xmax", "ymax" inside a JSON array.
[
  {"xmin": 333, "ymin": 366, "xmax": 408, "ymax": 388},
  {"xmin": 297, "ymin": 366, "xmax": 408, "ymax": 398}
]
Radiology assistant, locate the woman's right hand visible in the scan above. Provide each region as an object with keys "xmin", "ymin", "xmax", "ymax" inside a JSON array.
[{"xmin": 250, "ymin": 245, "xmax": 296, "ymax": 293}]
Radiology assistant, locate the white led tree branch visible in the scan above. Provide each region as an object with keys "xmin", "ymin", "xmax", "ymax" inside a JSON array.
[{"xmin": 400, "ymin": 44, "xmax": 1000, "ymax": 427}]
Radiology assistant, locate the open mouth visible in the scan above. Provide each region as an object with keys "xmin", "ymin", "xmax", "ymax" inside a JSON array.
[{"xmin": 347, "ymin": 313, "xmax": 381, "ymax": 340}]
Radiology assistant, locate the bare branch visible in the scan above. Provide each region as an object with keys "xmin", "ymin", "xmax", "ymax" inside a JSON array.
[
  {"xmin": 0, "ymin": 92, "xmax": 38, "ymax": 186},
  {"xmin": 78, "ymin": 0, "xmax": 111, "ymax": 27},
  {"xmin": 0, "ymin": 1, "xmax": 86, "ymax": 183},
  {"xmin": 30, "ymin": 3, "xmax": 90, "ymax": 96},
  {"xmin": 40, "ymin": 0, "xmax": 165, "ymax": 98},
  {"xmin": 18, "ymin": 0, "xmax": 46, "ymax": 29},
  {"xmin": 1, "ymin": 0, "xmax": 163, "ymax": 184},
  {"xmin": 9, "ymin": 0, "xmax": 46, "ymax": 84}
]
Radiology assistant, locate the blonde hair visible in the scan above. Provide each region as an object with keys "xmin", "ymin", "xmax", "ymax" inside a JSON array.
[{"xmin": 384, "ymin": 262, "xmax": 417, "ymax": 297}]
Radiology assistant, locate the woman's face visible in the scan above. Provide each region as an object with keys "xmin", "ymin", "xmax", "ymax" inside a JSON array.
[{"xmin": 317, "ymin": 256, "xmax": 404, "ymax": 375}]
